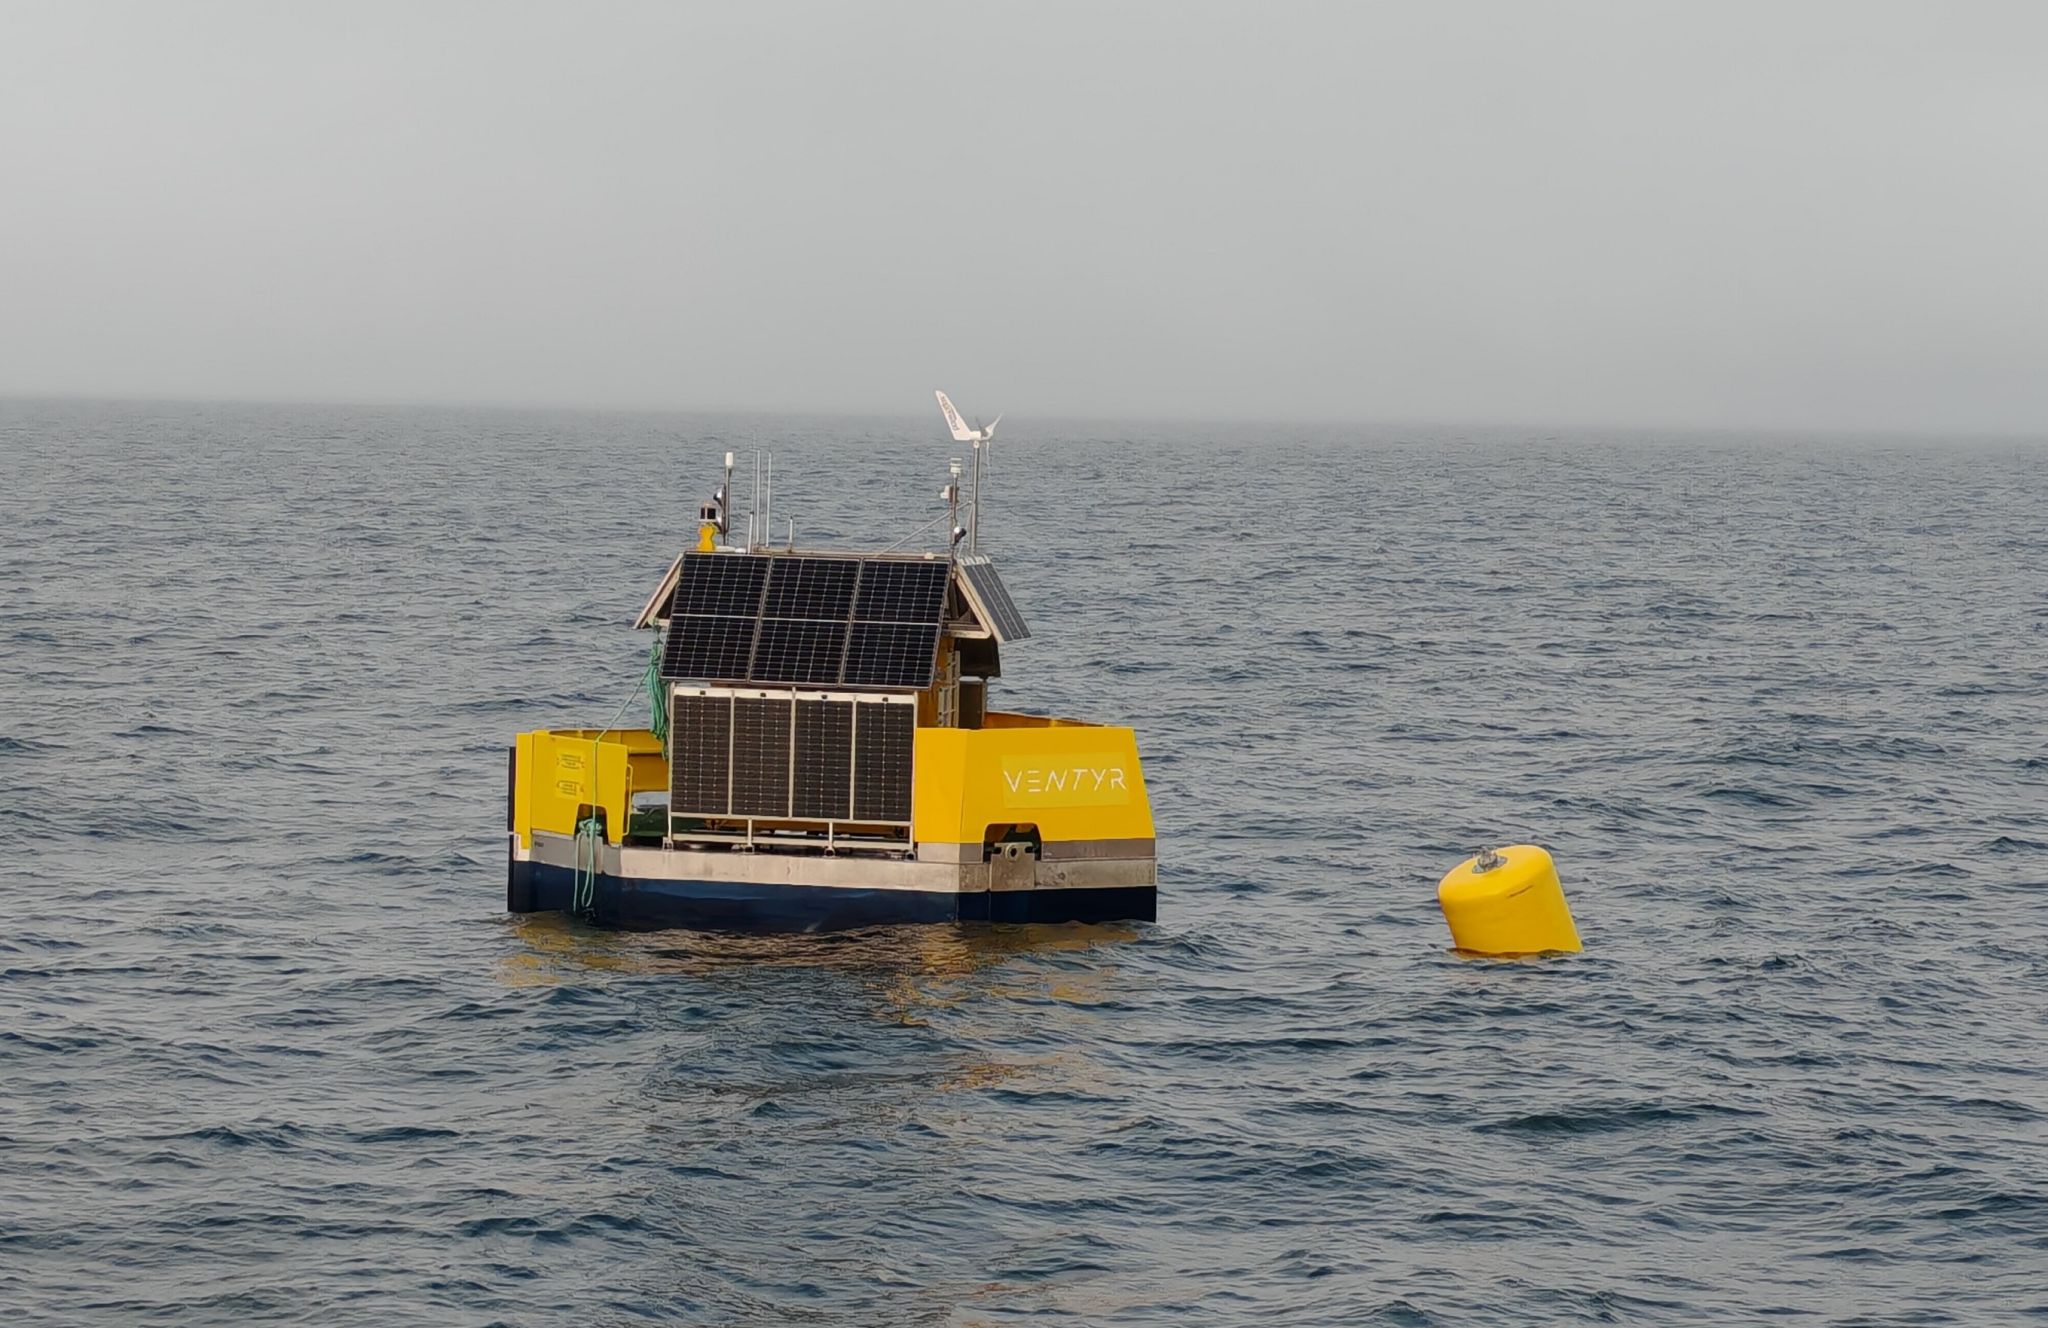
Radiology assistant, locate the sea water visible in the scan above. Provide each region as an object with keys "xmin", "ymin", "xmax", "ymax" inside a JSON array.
[{"xmin": 3, "ymin": 400, "xmax": 2044, "ymax": 1324}]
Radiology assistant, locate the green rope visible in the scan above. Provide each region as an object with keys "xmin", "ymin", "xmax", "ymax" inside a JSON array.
[
  {"xmin": 644, "ymin": 629, "xmax": 668, "ymax": 747},
  {"xmin": 565, "ymin": 627, "xmax": 664, "ymax": 923},
  {"xmin": 573, "ymin": 813, "xmax": 602, "ymax": 918}
]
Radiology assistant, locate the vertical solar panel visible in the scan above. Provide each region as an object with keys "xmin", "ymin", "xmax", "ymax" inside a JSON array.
[
  {"xmin": 791, "ymin": 699, "xmax": 854, "ymax": 821},
  {"xmin": 670, "ymin": 689, "xmax": 908, "ymax": 828},
  {"xmin": 730, "ymin": 697, "xmax": 793, "ymax": 818},
  {"xmin": 669, "ymin": 692, "xmax": 732, "ymax": 817},
  {"xmin": 852, "ymin": 701, "xmax": 914, "ymax": 822}
]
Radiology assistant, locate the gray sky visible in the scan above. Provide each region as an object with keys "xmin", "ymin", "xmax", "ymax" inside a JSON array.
[{"xmin": 3, "ymin": 0, "xmax": 2044, "ymax": 432}]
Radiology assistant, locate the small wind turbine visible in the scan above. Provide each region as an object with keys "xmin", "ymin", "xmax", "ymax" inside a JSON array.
[
  {"xmin": 935, "ymin": 389, "xmax": 1000, "ymax": 444},
  {"xmin": 934, "ymin": 390, "xmax": 1001, "ymax": 553}
]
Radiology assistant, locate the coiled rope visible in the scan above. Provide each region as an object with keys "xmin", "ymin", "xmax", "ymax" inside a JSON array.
[
  {"xmin": 573, "ymin": 812, "xmax": 602, "ymax": 918},
  {"xmin": 570, "ymin": 626, "xmax": 665, "ymax": 922},
  {"xmin": 644, "ymin": 631, "xmax": 668, "ymax": 747}
]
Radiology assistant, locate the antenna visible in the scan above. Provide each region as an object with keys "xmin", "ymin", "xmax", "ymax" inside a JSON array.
[
  {"xmin": 723, "ymin": 448, "xmax": 770, "ymax": 550},
  {"xmin": 934, "ymin": 390, "xmax": 1000, "ymax": 553},
  {"xmin": 720, "ymin": 451, "xmax": 734, "ymax": 537}
]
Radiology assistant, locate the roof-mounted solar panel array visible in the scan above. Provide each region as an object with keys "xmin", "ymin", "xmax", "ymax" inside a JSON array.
[{"xmin": 659, "ymin": 553, "xmax": 950, "ymax": 690}]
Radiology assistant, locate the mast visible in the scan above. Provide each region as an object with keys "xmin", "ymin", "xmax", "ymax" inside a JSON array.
[
  {"xmin": 934, "ymin": 390, "xmax": 1000, "ymax": 555},
  {"xmin": 969, "ymin": 438, "xmax": 983, "ymax": 554}
]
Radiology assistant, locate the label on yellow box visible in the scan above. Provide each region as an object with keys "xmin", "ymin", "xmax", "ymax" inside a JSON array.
[
  {"xmin": 999, "ymin": 752, "xmax": 1132, "ymax": 807},
  {"xmin": 553, "ymin": 750, "xmax": 588, "ymax": 800}
]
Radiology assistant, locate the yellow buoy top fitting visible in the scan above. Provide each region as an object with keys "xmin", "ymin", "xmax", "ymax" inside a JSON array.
[{"xmin": 1438, "ymin": 844, "xmax": 1582, "ymax": 956}]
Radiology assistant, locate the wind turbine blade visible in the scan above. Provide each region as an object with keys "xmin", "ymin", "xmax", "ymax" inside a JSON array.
[{"xmin": 934, "ymin": 390, "xmax": 978, "ymax": 443}]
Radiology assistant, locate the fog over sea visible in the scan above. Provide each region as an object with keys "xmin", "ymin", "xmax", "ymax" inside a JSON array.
[{"xmin": 3, "ymin": 399, "xmax": 2045, "ymax": 1325}]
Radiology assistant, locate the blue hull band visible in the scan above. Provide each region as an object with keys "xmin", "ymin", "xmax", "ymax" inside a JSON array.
[{"xmin": 508, "ymin": 860, "xmax": 1155, "ymax": 931}]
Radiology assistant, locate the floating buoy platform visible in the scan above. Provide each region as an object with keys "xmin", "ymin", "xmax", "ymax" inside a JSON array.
[
  {"xmin": 1437, "ymin": 844, "xmax": 1581, "ymax": 956},
  {"xmin": 501, "ymin": 393, "xmax": 1158, "ymax": 932}
]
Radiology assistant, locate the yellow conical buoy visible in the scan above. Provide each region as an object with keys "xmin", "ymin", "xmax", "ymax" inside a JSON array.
[{"xmin": 1438, "ymin": 844, "xmax": 1581, "ymax": 956}]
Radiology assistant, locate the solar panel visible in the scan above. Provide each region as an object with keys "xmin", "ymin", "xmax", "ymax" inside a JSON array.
[
  {"xmin": 669, "ymin": 693, "xmax": 732, "ymax": 817},
  {"xmin": 843, "ymin": 620, "xmax": 943, "ymax": 689},
  {"xmin": 657, "ymin": 552, "xmax": 945, "ymax": 688},
  {"xmin": 663, "ymin": 555, "xmax": 770, "ymax": 682},
  {"xmin": 666, "ymin": 689, "xmax": 911, "ymax": 828},
  {"xmin": 763, "ymin": 556, "xmax": 858, "ymax": 622},
  {"xmin": 661, "ymin": 614, "xmax": 757, "ymax": 680},
  {"xmin": 957, "ymin": 557, "xmax": 1030, "ymax": 642},
  {"xmin": 751, "ymin": 618, "xmax": 847, "ymax": 686},
  {"xmin": 792, "ymin": 699, "xmax": 854, "ymax": 820},
  {"xmin": 853, "ymin": 559, "xmax": 950, "ymax": 625},
  {"xmin": 669, "ymin": 554, "xmax": 769, "ymax": 616},
  {"xmin": 841, "ymin": 559, "xmax": 946, "ymax": 689},
  {"xmin": 730, "ymin": 697, "xmax": 792, "ymax": 817},
  {"xmin": 852, "ymin": 701, "xmax": 914, "ymax": 821}
]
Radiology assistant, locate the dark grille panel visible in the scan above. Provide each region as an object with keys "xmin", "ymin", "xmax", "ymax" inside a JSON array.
[
  {"xmin": 672, "ymin": 691, "xmax": 908, "ymax": 826},
  {"xmin": 669, "ymin": 693, "xmax": 732, "ymax": 816},
  {"xmin": 791, "ymin": 699, "xmax": 854, "ymax": 820},
  {"xmin": 752, "ymin": 618, "xmax": 848, "ymax": 686},
  {"xmin": 730, "ymin": 697, "xmax": 793, "ymax": 818},
  {"xmin": 853, "ymin": 701, "xmax": 914, "ymax": 822}
]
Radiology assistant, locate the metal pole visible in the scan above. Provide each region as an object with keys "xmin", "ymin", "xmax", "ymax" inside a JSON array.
[
  {"xmin": 946, "ymin": 458, "xmax": 961, "ymax": 558},
  {"xmin": 721, "ymin": 451, "xmax": 734, "ymax": 538},
  {"xmin": 750, "ymin": 452, "xmax": 761, "ymax": 550},
  {"xmin": 969, "ymin": 439, "xmax": 983, "ymax": 554}
]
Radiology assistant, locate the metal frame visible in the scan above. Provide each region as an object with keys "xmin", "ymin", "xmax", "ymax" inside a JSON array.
[{"xmin": 935, "ymin": 647, "xmax": 962, "ymax": 729}]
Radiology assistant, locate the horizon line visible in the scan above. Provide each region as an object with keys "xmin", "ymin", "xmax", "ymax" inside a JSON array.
[{"xmin": 2, "ymin": 388, "xmax": 2044, "ymax": 444}]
